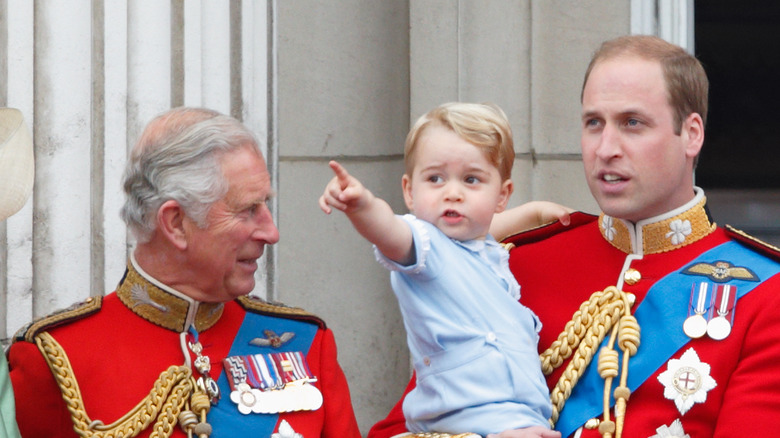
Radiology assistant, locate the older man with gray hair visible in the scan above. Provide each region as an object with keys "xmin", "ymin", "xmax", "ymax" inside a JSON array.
[{"xmin": 9, "ymin": 107, "xmax": 360, "ymax": 437}]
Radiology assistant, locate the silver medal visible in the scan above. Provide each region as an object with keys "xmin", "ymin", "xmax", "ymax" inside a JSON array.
[
  {"xmin": 237, "ymin": 383, "xmax": 257, "ymax": 407},
  {"xmin": 300, "ymin": 382, "xmax": 323, "ymax": 410},
  {"xmin": 684, "ymin": 282, "xmax": 710, "ymax": 338},
  {"xmin": 706, "ymin": 316, "xmax": 731, "ymax": 340},
  {"xmin": 683, "ymin": 314, "xmax": 708, "ymax": 338},
  {"xmin": 707, "ymin": 284, "xmax": 735, "ymax": 341}
]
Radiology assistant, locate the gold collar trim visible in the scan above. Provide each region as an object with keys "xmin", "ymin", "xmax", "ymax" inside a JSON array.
[
  {"xmin": 116, "ymin": 258, "xmax": 223, "ymax": 333},
  {"xmin": 599, "ymin": 188, "xmax": 716, "ymax": 255}
]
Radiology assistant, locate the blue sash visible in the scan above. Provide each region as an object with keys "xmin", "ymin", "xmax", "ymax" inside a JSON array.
[
  {"xmin": 556, "ymin": 241, "xmax": 780, "ymax": 437},
  {"xmin": 208, "ymin": 312, "xmax": 318, "ymax": 438}
]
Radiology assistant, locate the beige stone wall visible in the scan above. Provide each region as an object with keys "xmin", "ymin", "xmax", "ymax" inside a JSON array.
[
  {"xmin": 275, "ymin": 1, "xmax": 630, "ymax": 434},
  {"xmin": 0, "ymin": 1, "xmax": 634, "ymax": 435}
]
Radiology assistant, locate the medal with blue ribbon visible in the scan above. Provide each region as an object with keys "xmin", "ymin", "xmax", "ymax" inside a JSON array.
[
  {"xmin": 683, "ymin": 282, "xmax": 711, "ymax": 338},
  {"xmin": 223, "ymin": 352, "xmax": 322, "ymax": 414}
]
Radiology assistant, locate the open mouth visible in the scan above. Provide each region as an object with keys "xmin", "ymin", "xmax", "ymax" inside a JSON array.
[{"xmin": 602, "ymin": 173, "xmax": 627, "ymax": 183}]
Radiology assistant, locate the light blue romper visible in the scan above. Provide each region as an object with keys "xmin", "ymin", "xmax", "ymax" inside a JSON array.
[{"xmin": 375, "ymin": 215, "xmax": 552, "ymax": 436}]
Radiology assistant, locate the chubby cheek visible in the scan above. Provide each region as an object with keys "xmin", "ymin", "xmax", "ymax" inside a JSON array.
[
  {"xmin": 405, "ymin": 187, "xmax": 422, "ymax": 214},
  {"xmin": 413, "ymin": 196, "xmax": 440, "ymax": 222}
]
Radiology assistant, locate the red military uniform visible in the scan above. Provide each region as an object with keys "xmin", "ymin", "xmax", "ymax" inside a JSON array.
[
  {"xmin": 369, "ymin": 190, "xmax": 780, "ymax": 438},
  {"xmin": 9, "ymin": 259, "xmax": 361, "ymax": 438}
]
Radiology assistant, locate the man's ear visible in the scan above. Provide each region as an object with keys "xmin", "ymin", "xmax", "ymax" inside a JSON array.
[
  {"xmin": 495, "ymin": 179, "xmax": 514, "ymax": 213},
  {"xmin": 682, "ymin": 112, "xmax": 705, "ymax": 159},
  {"xmin": 157, "ymin": 200, "xmax": 188, "ymax": 250}
]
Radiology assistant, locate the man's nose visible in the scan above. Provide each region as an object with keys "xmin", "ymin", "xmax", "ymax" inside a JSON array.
[
  {"xmin": 595, "ymin": 123, "xmax": 623, "ymax": 160},
  {"xmin": 252, "ymin": 205, "xmax": 280, "ymax": 244}
]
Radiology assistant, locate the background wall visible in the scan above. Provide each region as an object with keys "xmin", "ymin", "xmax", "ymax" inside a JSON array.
[{"xmin": 1, "ymin": 1, "xmax": 691, "ymax": 435}]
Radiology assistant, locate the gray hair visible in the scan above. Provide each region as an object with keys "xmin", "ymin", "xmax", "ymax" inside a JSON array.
[{"xmin": 121, "ymin": 107, "xmax": 261, "ymax": 242}]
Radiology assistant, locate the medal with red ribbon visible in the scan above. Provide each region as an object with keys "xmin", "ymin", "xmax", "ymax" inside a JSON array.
[
  {"xmin": 707, "ymin": 284, "xmax": 737, "ymax": 340},
  {"xmin": 223, "ymin": 352, "xmax": 323, "ymax": 415}
]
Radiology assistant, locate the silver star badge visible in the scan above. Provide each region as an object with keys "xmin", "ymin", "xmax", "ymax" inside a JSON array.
[
  {"xmin": 271, "ymin": 420, "xmax": 302, "ymax": 438},
  {"xmin": 657, "ymin": 348, "xmax": 717, "ymax": 415},
  {"xmin": 649, "ymin": 419, "xmax": 690, "ymax": 438}
]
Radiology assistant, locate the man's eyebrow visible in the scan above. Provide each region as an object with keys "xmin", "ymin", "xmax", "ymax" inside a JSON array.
[
  {"xmin": 581, "ymin": 110, "xmax": 600, "ymax": 120},
  {"xmin": 581, "ymin": 109, "xmax": 644, "ymax": 119},
  {"xmin": 230, "ymin": 190, "xmax": 276, "ymax": 211},
  {"xmin": 619, "ymin": 109, "xmax": 644, "ymax": 117}
]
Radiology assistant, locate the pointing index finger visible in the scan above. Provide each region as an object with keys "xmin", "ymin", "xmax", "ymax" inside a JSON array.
[{"xmin": 329, "ymin": 160, "xmax": 351, "ymax": 187}]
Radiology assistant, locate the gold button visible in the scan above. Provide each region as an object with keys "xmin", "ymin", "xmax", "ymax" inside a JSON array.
[
  {"xmin": 584, "ymin": 418, "xmax": 601, "ymax": 429},
  {"xmin": 624, "ymin": 268, "xmax": 641, "ymax": 285}
]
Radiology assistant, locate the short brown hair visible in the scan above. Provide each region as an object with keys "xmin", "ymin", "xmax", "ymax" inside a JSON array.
[
  {"xmin": 404, "ymin": 102, "xmax": 514, "ymax": 180},
  {"xmin": 581, "ymin": 35, "xmax": 709, "ymax": 134}
]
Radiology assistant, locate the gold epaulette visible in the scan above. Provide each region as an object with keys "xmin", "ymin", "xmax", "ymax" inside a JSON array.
[
  {"xmin": 726, "ymin": 225, "xmax": 780, "ymax": 262},
  {"xmin": 14, "ymin": 296, "xmax": 103, "ymax": 343},
  {"xmin": 237, "ymin": 295, "xmax": 326, "ymax": 329}
]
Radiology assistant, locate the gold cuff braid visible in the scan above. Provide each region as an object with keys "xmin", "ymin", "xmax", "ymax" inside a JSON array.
[{"xmin": 35, "ymin": 331, "xmax": 202, "ymax": 438}]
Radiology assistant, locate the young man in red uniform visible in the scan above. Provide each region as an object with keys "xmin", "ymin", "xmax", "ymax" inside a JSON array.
[
  {"xmin": 8, "ymin": 107, "xmax": 361, "ymax": 437},
  {"xmin": 369, "ymin": 35, "xmax": 780, "ymax": 438}
]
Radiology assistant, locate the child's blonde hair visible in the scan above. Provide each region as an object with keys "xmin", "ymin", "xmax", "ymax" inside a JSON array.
[{"xmin": 404, "ymin": 102, "xmax": 514, "ymax": 180}]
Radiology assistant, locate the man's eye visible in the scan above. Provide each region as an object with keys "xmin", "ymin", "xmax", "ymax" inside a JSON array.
[
  {"xmin": 626, "ymin": 118, "xmax": 640, "ymax": 127},
  {"xmin": 584, "ymin": 118, "xmax": 600, "ymax": 128},
  {"xmin": 241, "ymin": 203, "xmax": 263, "ymax": 218}
]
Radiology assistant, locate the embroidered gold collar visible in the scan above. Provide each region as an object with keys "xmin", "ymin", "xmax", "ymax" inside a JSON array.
[
  {"xmin": 116, "ymin": 257, "xmax": 224, "ymax": 333},
  {"xmin": 599, "ymin": 188, "xmax": 716, "ymax": 255}
]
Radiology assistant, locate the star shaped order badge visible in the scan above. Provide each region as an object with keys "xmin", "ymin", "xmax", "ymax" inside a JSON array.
[
  {"xmin": 271, "ymin": 420, "xmax": 303, "ymax": 438},
  {"xmin": 657, "ymin": 348, "xmax": 717, "ymax": 415},
  {"xmin": 649, "ymin": 419, "xmax": 690, "ymax": 438}
]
